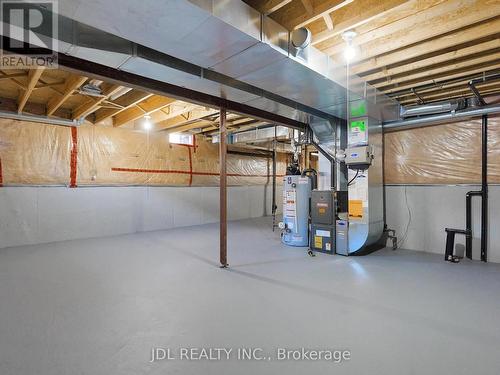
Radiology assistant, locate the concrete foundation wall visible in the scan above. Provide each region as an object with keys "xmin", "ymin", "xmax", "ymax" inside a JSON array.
[
  {"xmin": 385, "ymin": 185, "xmax": 500, "ymax": 263},
  {"xmin": 0, "ymin": 185, "xmax": 282, "ymax": 249},
  {"xmin": 7, "ymin": 184, "xmax": 498, "ymax": 263}
]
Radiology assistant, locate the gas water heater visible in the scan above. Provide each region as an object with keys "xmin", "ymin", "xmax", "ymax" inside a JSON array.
[{"xmin": 280, "ymin": 175, "xmax": 312, "ymax": 247}]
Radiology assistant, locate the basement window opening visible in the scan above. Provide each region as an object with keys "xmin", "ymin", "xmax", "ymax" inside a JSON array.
[{"xmin": 169, "ymin": 133, "xmax": 194, "ymax": 146}]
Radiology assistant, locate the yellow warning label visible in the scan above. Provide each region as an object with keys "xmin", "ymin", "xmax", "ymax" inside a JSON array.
[
  {"xmin": 314, "ymin": 236, "xmax": 323, "ymax": 248},
  {"xmin": 349, "ymin": 199, "xmax": 363, "ymax": 218}
]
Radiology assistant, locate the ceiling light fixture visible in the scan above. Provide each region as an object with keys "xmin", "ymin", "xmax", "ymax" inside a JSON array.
[
  {"xmin": 341, "ymin": 30, "xmax": 357, "ymax": 62},
  {"xmin": 143, "ymin": 115, "xmax": 152, "ymax": 130}
]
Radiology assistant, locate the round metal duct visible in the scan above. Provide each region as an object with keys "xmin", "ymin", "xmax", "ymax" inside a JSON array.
[{"xmin": 291, "ymin": 28, "xmax": 312, "ymax": 50}]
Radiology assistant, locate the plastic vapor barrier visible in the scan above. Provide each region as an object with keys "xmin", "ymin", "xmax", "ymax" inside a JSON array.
[
  {"xmin": 0, "ymin": 119, "xmax": 286, "ymax": 187},
  {"xmin": 3, "ymin": 115, "xmax": 498, "ymax": 187},
  {"xmin": 384, "ymin": 115, "xmax": 500, "ymax": 184}
]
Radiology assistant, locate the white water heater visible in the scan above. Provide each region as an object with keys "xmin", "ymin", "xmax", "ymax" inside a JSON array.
[{"xmin": 281, "ymin": 175, "xmax": 312, "ymax": 247}]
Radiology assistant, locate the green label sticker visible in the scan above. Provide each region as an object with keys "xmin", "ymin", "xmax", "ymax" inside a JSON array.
[
  {"xmin": 350, "ymin": 120, "xmax": 366, "ymax": 132},
  {"xmin": 350, "ymin": 102, "xmax": 366, "ymax": 117}
]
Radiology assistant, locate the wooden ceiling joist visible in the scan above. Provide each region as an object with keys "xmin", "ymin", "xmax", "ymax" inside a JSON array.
[
  {"xmin": 0, "ymin": 66, "xmax": 263, "ymax": 130},
  {"xmin": 312, "ymin": 0, "xmax": 408, "ymax": 45},
  {"xmin": 253, "ymin": 0, "xmax": 292, "ymax": 15},
  {"xmin": 0, "ymin": 96, "xmax": 70, "ymax": 118},
  {"xmin": 379, "ymin": 62, "xmax": 500, "ymax": 94},
  {"xmin": 242, "ymin": 0, "xmax": 500, "ymax": 105},
  {"xmin": 275, "ymin": 0, "xmax": 355, "ymax": 30},
  {"xmin": 172, "ymin": 116, "xmax": 264, "ymax": 135},
  {"xmin": 398, "ymin": 82, "xmax": 500, "ymax": 105},
  {"xmin": 18, "ymin": 67, "xmax": 45, "ymax": 114},
  {"xmin": 351, "ymin": 17, "xmax": 500, "ymax": 76},
  {"xmin": 72, "ymin": 84, "xmax": 123, "ymax": 120},
  {"xmin": 200, "ymin": 119, "xmax": 266, "ymax": 136},
  {"xmin": 94, "ymin": 90, "xmax": 153, "ymax": 124},
  {"xmin": 395, "ymin": 76, "xmax": 500, "ymax": 102},
  {"xmin": 259, "ymin": 0, "xmax": 292, "ymax": 16},
  {"xmin": 360, "ymin": 39, "xmax": 500, "ymax": 82},
  {"xmin": 0, "ymin": 72, "xmax": 27, "ymax": 81},
  {"xmin": 47, "ymin": 75, "xmax": 87, "ymax": 116},
  {"xmin": 399, "ymin": 88, "xmax": 500, "ymax": 106},
  {"xmin": 323, "ymin": 13, "xmax": 334, "ymax": 30},
  {"xmin": 388, "ymin": 68, "xmax": 500, "ymax": 98},
  {"xmin": 36, "ymin": 80, "xmax": 66, "ymax": 89},
  {"xmin": 327, "ymin": 2, "xmax": 499, "ymax": 61},
  {"xmin": 156, "ymin": 107, "xmax": 219, "ymax": 131},
  {"xmin": 300, "ymin": 0, "xmax": 314, "ymax": 15},
  {"xmin": 368, "ymin": 51, "xmax": 500, "ymax": 88},
  {"xmin": 112, "ymin": 95, "xmax": 176, "ymax": 127}
]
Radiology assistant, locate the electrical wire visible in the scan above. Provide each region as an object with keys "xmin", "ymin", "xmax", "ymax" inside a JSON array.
[
  {"xmin": 397, "ymin": 185, "xmax": 412, "ymax": 248},
  {"xmin": 347, "ymin": 169, "xmax": 360, "ymax": 186}
]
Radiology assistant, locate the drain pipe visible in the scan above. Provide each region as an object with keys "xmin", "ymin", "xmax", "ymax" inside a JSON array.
[
  {"xmin": 466, "ymin": 114, "xmax": 488, "ymax": 261},
  {"xmin": 480, "ymin": 114, "xmax": 488, "ymax": 262}
]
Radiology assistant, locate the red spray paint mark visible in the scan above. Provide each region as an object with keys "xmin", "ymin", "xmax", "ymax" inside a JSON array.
[{"xmin": 69, "ymin": 127, "xmax": 78, "ymax": 188}]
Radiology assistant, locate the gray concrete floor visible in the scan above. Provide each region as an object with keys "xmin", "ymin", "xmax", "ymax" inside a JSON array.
[{"xmin": 1, "ymin": 217, "xmax": 500, "ymax": 375}]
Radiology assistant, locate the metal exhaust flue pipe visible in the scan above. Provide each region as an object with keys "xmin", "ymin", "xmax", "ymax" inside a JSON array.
[
  {"xmin": 383, "ymin": 104, "xmax": 500, "ymax": 131},
  {"xmin": 400, "ymin": 101, "xmax": 462, "ymax": 118}
]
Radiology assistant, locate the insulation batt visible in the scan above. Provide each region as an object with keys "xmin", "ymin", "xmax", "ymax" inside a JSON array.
[{"xmin": 0, "ymin": 119, "xmax": 286, "ymax": 186}]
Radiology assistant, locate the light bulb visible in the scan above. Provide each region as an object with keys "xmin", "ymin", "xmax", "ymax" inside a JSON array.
[
  {"xmin": 344, "ymin": 44, "xmax": 355, "ymax": 62},
  {"xmin": 341, "ymin": 30, "xmax": 357, "ymax": 63},
  {"xmin": 143, "ymin": 115, "xmax": 152, "ymax": 130}
]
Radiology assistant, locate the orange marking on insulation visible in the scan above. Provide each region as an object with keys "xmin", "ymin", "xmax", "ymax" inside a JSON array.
[
  {"xmin": 69, "ymin": 127, "xmax": 78, "ymax": 188},
  {"xmin": 111, "ymin": 167, "xmax": 284, "ymax": 178}
]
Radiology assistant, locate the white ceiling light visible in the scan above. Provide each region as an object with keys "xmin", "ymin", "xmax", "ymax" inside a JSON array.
[
  {"xmin": 143, "ymin": 115, "xmax": 152, "ymax": 130},
  {"xmin": 344, "ymin": 45, "xmax": 356, "ymax": 61},
  {"xmin": 341, "ymin": 30, "xmax": 357, "ymax": 62}
]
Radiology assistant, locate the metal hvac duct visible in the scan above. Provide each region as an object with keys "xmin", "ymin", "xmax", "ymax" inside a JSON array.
[
  {"xmin": 231, "ymin": 126, "xmax": 290, "ymax": 144},
  {"xmin": 383, "ymin": 104, "xmax": 500, "ymax": 131},
  {"xmin": 400, "ymin": 100, "xmax": 466, "ymax": 118},
  {"xmin": 28, "ymin": 0, "xmax": 398, "ymax": 127}
]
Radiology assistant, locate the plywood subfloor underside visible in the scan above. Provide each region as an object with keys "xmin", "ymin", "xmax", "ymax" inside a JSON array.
[{"xmin": 1, "ymin": 217, "xmax": 499, "ymax": 375}]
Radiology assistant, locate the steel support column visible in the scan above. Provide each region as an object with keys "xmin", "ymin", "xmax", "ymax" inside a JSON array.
[
  {"xmin": 481, "ymin": 114, "xmax": 488, "ymax": 262},
  {"xmin": 219, "ymin": 108, "xmax": 228, "ymax": 268},
  {"xmin": 272, "ymin": 125, "xmax": 277, "ymax": 231}
]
